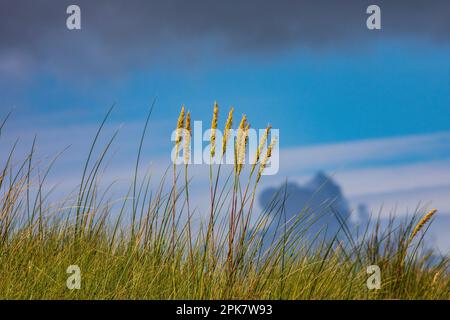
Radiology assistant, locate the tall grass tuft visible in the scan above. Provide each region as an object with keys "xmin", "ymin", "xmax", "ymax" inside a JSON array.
[{"xmin": 0, "ymin": 106, "xmax": 448, "ymax": 300}]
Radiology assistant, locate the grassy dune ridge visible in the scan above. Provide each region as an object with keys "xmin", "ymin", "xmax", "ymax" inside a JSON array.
[{"xmin": 0, "ymin": 106, "xmax": 448, "ymax": 299}]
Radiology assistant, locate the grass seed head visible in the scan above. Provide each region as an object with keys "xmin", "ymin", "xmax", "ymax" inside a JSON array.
[
  {"xmin": 210, "ymin": 102, "xmax": 219, "ymax": 157},
  {"xmin": 175, "ymin": 105, "xmax": 185, "ymax": 144},
  {"xmin": 255, "ymin": 124, "xmax": 271, "ymax": 164},
  {"xmin": 184, "ymin": 111, "xmax": 191, "ymax": 164},
  {"xmin": 222, "ymin": 107, "xmax": 234, "ymax": 156},
  {"xmin": 409, "ymin": 209, "xmax": 437, "ymax": 242},
  {"xmin": 234, "ymin": 114, "xmax": 247, "ymax": 173},
  {"xmin": 257, "ymin": 137, "xmax": 277, "ymax": 182},
  {"xmin": 237, "ymin": 123, "xmax": 250, "ymax": 173},
  {"xmin": 236, "ymin": 114, "xmax": 247, "ymax": 151}
]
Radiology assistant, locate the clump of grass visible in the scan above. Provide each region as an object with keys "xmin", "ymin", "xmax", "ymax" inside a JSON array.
[{"xmin": 0, "ymin": 106, "xmax": 448, "ymax": 300}]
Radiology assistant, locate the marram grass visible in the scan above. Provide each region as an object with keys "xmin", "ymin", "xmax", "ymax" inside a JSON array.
[
  {"xmin": 0, "ymin": 105, "xmax": 448, "ymax": 300},
  {"xmin": 409, "ymin": 209, "xmax": 437, "ymax": 242}
]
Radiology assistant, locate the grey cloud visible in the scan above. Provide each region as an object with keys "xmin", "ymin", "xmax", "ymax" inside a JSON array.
[
  {"xmin": 258, "ymin": 173, "xmax": 450, "ymax": 254},
  {"xmin": 1, "ymin": 0, "xmax": 449, "ymax": 77},
  {"xmin": 259, "ymin": 172, "xmax": 356, "ymax": 243}
]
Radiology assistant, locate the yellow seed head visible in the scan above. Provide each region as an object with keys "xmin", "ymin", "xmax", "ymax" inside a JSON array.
[
  {"xmin": 175, "ymin": 105, "xmax": 185, "ymax": 144},
  {"xmin": 185, "ymin": 111, "xmax": 191, "ymax": 133},
  {"xmin": 234, "ymin": 114, "xmax": 247, "ymax": 172},
  {"xmin": 238, "ymin": 114, "xmax": 247, "ymax": 131},
  {"xmin": 257, "ymin": 137, "xmax": 277, "ymax": 182},
  {"xmin": 432, "ymin": 271, "xmax": 441, "ymax": 285},
  {"xmin": 184, "ymin": 111, "xmax": 191, "ymax": 164},
  {"xmin": 211, "ymin": 101, "xmax": 218, "ymax": 130},
  {"xmin": 210, "ymin": 102, "xmax": 219, "ymax": 157},
  {"xmin": 235, "ymin": 115, "xmax": 247, "ymax": 174},
  {"xmin": 244, "ymin": 123, "xmax": 250, "ymax": 146},
  {"xmin": 255, "ymin": 124, "xmax": 271, "ymax": 163},
  {"xmin": 235, "ymin": 114, "xmax": 247, "ymax": 156},
  {"xmin": 409, "ymin": 209, "xmax": 437, "ymax": 242},
  {"xmin": 222, "ymin": 107, "xmax": 234, "ymax": 156},
  {"xmin": 237, "ymin": 123, "xmax": 250, "ymax": 173},
  {"xmin": 175, "ymin": 106, "xmax": 185, "ymax": 159}
]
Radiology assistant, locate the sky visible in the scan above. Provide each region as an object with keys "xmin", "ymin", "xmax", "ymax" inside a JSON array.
[{"xmin": 1, "ymin": 1, "xmax": 449, "ymax": 252}]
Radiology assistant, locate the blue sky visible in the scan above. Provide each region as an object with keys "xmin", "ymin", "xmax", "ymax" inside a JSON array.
[
  {"xmin": 5, "ymin": 39, "xmax": 449, "ymax": 147},
  {"xmin": 1, "ymin": 0, "xmax": 450, "ymax": 252}
]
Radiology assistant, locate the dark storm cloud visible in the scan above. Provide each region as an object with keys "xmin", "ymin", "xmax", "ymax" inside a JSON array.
[
  {"xmin": 260, "ymin": 172, "xmax": 352, "ymax": 224},
  {"xmin": 258, "ymin": 172, "xmax": 358, "ymax": 245},
  {"xmin": 1, "ymin": 0, "xmax": 449, "ymax": 76}
]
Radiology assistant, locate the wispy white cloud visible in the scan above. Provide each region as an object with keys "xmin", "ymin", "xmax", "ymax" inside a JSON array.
[
  {"xmin": 334, "ymin": 160, "xmax": 450, "ymax": 198},
  {"xmin": 280, "ymin": 131, "xmax": 450, "ymax": 173}
]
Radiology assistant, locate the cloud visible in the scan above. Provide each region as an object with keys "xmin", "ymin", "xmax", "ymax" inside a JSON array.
[
  {"xmin": 279, "ymin": 131, "xmax": 450, "ymax": 175},
  {"xmin": 259, "ymin": 172, "xmax": 353, "ymax": 240},
  {"xmin": 258, "ymin": 170, "xmax": 450, "ymax": 253},
  {"xmin": 427, "ymin": 214, "xmax": 450, "ymax": 255},
  {"xmin": 334, "ymin": 160, "xmax": 450, "ymax": 198},
  {"xmin": 1, "ymin": 0, "xmax": 449, "ymax": 77}
]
